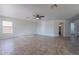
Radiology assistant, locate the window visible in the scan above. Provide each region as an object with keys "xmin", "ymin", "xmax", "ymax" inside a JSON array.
[
  {"xmin": 70, "ymin": 23, "xmax": 75, "ymax": 34},
  {"xmin": 2, "ymin": 21, "xmax": 13, "ymax": 33}
]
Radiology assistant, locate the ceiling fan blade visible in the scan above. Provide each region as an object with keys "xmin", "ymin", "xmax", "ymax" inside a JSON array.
[
  {"xmin": 40, "ymin": 16, "xmax": 45, "ymax": 17},
  {"xmin": 32, "ymin": 14, "xmax": 45, "ymax": 20}
]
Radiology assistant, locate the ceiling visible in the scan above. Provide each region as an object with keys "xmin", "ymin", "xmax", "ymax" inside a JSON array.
[{"xmin": 0, "ymin": 4, "xmax": 79, "ymax": 20}]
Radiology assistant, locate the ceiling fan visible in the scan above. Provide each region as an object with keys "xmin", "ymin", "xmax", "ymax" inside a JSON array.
[
  {"xmin": 33, "ymin": 14, "xmax": 45, "ymax": 20},
  {"xmin": 51, "ymin": 4, "xmax": 58, "ymax": 8},
  {"xmin": 26, "ymin": 4, "xmax": 58, "ymax": 20}
]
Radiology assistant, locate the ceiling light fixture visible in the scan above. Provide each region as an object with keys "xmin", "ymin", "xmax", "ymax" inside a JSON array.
[{"xmin": 36, "ymin": 17, "xmax": 39, "ymax": 19}]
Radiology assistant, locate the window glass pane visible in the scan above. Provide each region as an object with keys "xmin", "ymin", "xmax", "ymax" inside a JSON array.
[
  {"xmin": 3, "ymin": 21, "xmax": 12, "ymax": 26},
  {"xmin": 2, "ymin": 21, "xmax": 13, "ymax": 33},
  {"xmin": 70, "ymin": 23, "xmax": 75, "ymax": 34}
]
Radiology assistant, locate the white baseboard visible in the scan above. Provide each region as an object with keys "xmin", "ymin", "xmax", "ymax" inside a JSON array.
[
  {"xmin": 35, "ymin": 34, "xmax": 58, "ymax": 37},
  {"xmin": 0, "ymin": 34, "xmax": 35, "ymax": 39},
  {"xmin": 0, "ymin": 34, "xmax": 70, "ymax": 39}
]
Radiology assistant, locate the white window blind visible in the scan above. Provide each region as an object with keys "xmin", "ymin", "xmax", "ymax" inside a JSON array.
[{"xmin": 2, "ymin": 21, "xmax": 13, "ymax": 33}]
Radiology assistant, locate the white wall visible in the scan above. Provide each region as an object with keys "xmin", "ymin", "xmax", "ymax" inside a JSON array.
[
  {"xmin": 37, "ymin": 20, "xmax": 69, "ymax": 37},
  {"xmin": 0, "ymin": 16, "xmax": 70, "ymax": 39},
  {"xmin": 13, "ymin": 20, "xmax": 37, "ymax": 36},
  {"xmin": 0, "ymin": 16, "xmax": 37, "ymax": 39}
]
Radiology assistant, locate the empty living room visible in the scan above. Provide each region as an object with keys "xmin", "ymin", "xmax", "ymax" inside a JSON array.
[{"xmin": 0, "ymin": 4, "xmax": 79, "ymax": 55}]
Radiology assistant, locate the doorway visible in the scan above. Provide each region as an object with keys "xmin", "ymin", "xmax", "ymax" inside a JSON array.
[{"xmin": 58, "ymin": 23, "xmax": 64, "ymax": 37}]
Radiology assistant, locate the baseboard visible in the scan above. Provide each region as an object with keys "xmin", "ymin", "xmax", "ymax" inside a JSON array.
[
  {"xmin": 0, "ymin": 34, "xmax": 35, "ymax": 39},
  {"xmin": 35, "ymin": 34, "xmax": 58, "ymax": 37},
  {"xmin": 0, "ymin": 34, "xmax": 71, "ymax": 39},
  {"xmin": 34, "ymin": 34, "xmax": 71, "ymax": 38}
]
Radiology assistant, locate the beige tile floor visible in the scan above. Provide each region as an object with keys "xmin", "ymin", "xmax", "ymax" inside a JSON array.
[{"xmin": 0, "ymin": 35, "xmax": 79, "ymax": 55}]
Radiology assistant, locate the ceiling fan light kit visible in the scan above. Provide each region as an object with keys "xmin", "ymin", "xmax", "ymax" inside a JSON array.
[{"xmin": 36, "ymin": 17, "xmax": 40, "ymax": 19}]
